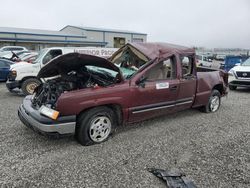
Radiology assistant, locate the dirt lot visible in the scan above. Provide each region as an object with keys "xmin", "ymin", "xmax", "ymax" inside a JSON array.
[{"xmin": 0, "ymin": 82, "xmax": 249, "ymax": 188}]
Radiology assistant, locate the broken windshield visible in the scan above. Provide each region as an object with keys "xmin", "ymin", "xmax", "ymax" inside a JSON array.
[{"xmin": 110, "ymin": 45, "xmax": 149, "ymax": 79}]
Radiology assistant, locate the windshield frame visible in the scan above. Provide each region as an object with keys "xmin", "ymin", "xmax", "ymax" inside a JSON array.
[
  {"xmin": 242, "ymin": 58, "xmax": 250, "ymax": 66},
  {"xmin": 32, "ymin": 49, "xmax": 48, "ymax": 64}
]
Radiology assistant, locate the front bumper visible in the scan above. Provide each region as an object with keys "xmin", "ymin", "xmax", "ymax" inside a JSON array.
[
  {"xmin": 6, "ymin": 80, "xmax": 21, "ymax": 90},
  {"xmin": 18, "ymin": 96, "xmax": 76, "ymax": 135},
  {"xmin": 229, "ymin": 80, "xmax": 250, "ymax": 88},
  {"xmin": 228, "ymin": 75, "xmax": 250, "ymax": 88}
]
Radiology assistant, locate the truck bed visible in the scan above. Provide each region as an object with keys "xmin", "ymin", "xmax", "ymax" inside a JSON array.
[
  {"xmin": 192, "ymin": 66, "xmax": 228, "ymax": 108},
  {"xmin": 196, "ymin": 66, "xmax": 220, "ymax": 72}
]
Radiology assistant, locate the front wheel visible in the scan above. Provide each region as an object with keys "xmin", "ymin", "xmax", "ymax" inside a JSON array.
[
  {"xmin": 229, "ymin": 85, "xmax": 237, "ymax": 90},
  {"xmin": 201, "ymin": 89, "xmax": 221, "ymax": 113},
  {"xmin": 76, "ymin": 107, "xmax": 116, "ymax": 146},
  {"xmin": 21, "ymin": 78, "xmax": 41, "ymax": 95}
]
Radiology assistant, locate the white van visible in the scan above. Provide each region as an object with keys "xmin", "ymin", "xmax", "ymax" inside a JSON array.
[{"xmin": 6, "ymin": 47, "xmax": 118, "ymax": 95}]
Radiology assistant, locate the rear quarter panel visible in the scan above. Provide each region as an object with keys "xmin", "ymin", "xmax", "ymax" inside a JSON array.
[{"xmin": 193, "ymin": 71, "xmax": 224, "ymax": 107}]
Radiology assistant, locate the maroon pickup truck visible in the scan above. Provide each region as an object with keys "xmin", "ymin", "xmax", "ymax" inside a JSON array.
[{"xmin": 18, "ymin": 43, "xmax": 228, "ymax": 145}]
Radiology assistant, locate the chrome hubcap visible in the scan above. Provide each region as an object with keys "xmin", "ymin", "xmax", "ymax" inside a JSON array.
[
  {"xmin": 89, "ymin": 116, "xmax": 111, "ymax": 142},
  {"xmin": 26, "ymin": 82, "xmax": 38, "ymax": 94},
  {"xmin": 210, "ymin": 96, "xmax": 220, "ymax": 112}
]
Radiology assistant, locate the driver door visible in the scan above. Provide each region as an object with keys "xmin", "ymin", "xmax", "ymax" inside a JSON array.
[{"xmin": 128, "ymin": 55, "xmax": 179, "ymax": 122}]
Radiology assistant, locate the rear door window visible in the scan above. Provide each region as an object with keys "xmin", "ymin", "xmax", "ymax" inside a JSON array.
[{"xmin": 180, "ymin": 56, "xmax": 194, "ymax": 77}]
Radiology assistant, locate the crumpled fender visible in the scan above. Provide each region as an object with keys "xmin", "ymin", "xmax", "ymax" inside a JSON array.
[{"xmin": 193, "ymin": 70, "xmax": 228, "ymax": 107}]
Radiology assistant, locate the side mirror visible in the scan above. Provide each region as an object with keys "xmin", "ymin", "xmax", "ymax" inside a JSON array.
[{"xmin": 136, "ymin": 76, "xmax": 147, "ymax": 88}]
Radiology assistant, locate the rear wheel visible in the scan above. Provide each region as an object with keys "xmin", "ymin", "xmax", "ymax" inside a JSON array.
[
  {"xmin": 76, "ymin": 107, "xmax": 115, "ymax": 146},
  {"xmin": 21, "ymin": 78, "xmax": 41, "ymax": 95},
  {"xmin": 229, "ymin": 85, "xmax": 237, "ymax": 90},
  {"xmin": 201, "ymin": 89, "xmax": 221, "ymax": 113}
]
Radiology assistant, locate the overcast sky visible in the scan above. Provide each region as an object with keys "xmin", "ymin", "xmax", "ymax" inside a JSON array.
[{"xmin": 0, "ymin": 0, "xmax": 249, "ymax": 48}]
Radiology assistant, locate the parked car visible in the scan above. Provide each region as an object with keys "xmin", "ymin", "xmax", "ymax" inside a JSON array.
[
  {"xmin": 220, "ymin": 55, "xmax": 248, "ymax": 72},
  {"xmin": 228, "ymin": 57, "xmax": 250, "ymax": 90},
  {"xmin": 0, "ymin": 46, "xmax": 28, "ymax": 52},
  {"xmin": 18, "ymin": 42, "xmax": 228, "ymax": 145},
  {"xmin": 0, "ymin": 59, "xmax": 14, "ymax": 81},
  {"xmin": 15, "ymin": 52, "xmax": 38, "ymax": 63},
  {"xmin": 216, "ymin": 54, "xmax": 226, "ymax": 61},
  {"xmin": 0, "ymin": 50, "xmax": 30, "ymax": 61},
  {"xmin": 20, "ymin": 53, "xmax": 38, "ymax": 63},
  {"xmin": 6, "ymin": 47, "xmax": 118, "ymax": 95},
  {"xmin": 196, "ymin": 55, "xmax": 213, "ymax": 67}
]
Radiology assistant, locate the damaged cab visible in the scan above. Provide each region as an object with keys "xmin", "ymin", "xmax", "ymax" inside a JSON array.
[{"xmin": 18, "ymin": 43, "xmax": 228, "ymax": 145}]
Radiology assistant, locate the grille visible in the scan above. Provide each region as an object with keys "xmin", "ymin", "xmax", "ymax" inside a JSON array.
[{"xmin": 236, "ymin": 71, "xmax": 250, "ymax": 78}]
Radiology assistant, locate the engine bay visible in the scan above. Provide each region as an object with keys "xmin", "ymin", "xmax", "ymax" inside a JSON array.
[{"xmin": 32, "ymin": 66, "xmax": 119, "ymax": 109}]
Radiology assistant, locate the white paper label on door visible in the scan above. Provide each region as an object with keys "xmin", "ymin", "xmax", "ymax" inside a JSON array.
[{"xmin": 156, "ymin": 82, "xmax": 169, "ymax": 89}]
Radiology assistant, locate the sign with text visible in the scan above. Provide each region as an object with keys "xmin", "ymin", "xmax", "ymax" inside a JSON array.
[{"xmin": 74, "ymin": 48, "xmax": 118, "ymax": 59}]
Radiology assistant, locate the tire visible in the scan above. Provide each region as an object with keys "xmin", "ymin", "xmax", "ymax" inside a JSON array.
[
  {"xmin": 21, "ymin": 78, "xmax": 41, "ymax": 95},
  {"xmin": 76, "ymin": 107, "xmax": 116, "ymax": 146},
  {"xmin": 229, "ymin": 85, "xmax": 237, "ymax": 90},
  {"xmin": 201, "ymin": 89, "xmax": 221, "ymax": 113}
]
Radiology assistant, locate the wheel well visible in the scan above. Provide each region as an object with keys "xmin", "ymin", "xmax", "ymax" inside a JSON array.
[
  {"xmin": 21, "ymin": 76, "xmax": 40, "ymax": 84},
  {"xmin": 213, "ymin": 84, "xmax": 223, "ymax": 95},
  {"xmin": 77, "ymin": 104, "xmax": 123, "ymax": 126}
]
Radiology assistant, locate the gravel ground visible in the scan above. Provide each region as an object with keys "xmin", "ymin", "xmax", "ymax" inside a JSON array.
[{"xmin": 0, "ymin": 82, "xmax": 249, "ymax": 188}]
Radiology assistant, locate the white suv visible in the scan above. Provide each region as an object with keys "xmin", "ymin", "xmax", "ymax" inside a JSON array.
[{"xmin": 228, "ymin": 57, "xmax": 250, "ymax": 90}]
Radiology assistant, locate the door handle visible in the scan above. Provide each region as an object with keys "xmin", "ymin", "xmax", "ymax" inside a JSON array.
[{"xmin": 170, "ymin": 85, "xmax": 177, "ymax": 91}]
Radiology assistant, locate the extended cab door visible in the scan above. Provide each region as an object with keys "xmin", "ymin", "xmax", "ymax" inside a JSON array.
[
  {"xmin": 176, "ymin": 55, "xmax": 197, "ymax": 110},
  {"xmin": 128, "ymin": 55, "xmax": 179, "ymax": 122}
]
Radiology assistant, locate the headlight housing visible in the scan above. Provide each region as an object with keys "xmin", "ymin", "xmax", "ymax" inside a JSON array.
[
  {"xmin": 228, "ymin": 69, "xmax": 234, "ymax": 76},
  {"xmin": 8, "ymin": 70, "xmax": 17, "ymax": 81}
]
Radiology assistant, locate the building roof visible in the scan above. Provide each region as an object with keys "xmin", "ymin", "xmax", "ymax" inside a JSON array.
[
  {"xmin": 0, "ymin": 26, "xmax": 84, "ymax": 37},
  {"xmin": 60, "ymin": 25, "xmax": 147, "ymax": 35},
  {"xmin": 0, "ymin": 26, "xmax": 147, "ymax": 46}
]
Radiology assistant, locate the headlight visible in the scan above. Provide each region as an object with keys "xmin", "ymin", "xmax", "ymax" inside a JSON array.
[
  {"xmin": 39, "ymin": 105, "xmax": 60, "ymax": 120},
  {"xmin": 11, "ymin": 70, "xmax": 17, "ymax": 76},
  {"xmin": 228, "ymin": 69, "xmax": 234, "ymax": 76},
  {"xmin": 8, "ymin": 70, "xmax": 17, "ymax": 81}
]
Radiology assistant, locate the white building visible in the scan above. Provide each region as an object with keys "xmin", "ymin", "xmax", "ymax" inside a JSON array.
[{"xmin": 0, "ymin": 25, "xmax": 147, "ymax": 51}]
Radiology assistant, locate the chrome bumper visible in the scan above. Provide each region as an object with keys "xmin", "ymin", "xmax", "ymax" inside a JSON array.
[{"xmin": 18, "ymin": 97, "xmax": 76, "ymax": 135}]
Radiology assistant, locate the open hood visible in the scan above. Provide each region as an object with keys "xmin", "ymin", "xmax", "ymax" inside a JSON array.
[{"xmin": 37, "ymin": 53, "xmax": 122, "ymax": 78}]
